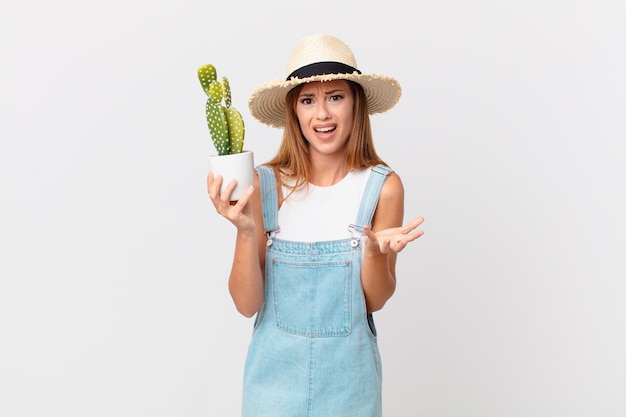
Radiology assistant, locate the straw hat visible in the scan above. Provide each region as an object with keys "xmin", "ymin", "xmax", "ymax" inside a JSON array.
[{"xmin": 248, "ymin": 34, "xmax": 402, "ymax": 128}]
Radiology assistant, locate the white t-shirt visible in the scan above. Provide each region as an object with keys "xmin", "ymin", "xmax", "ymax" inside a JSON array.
[{"xmin": 277, "ymin": 168, "xmax": 372, "ymax": 242}]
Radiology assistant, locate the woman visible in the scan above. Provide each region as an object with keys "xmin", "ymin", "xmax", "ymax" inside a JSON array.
[{"xmin": 208, "ymin": 34, "xmax": 424, "ymax": 417}]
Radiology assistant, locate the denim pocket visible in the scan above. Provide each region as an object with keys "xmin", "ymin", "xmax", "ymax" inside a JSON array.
[{"xmin": 270, "ymin": 258, "xmax": 352, "ymax": 337}]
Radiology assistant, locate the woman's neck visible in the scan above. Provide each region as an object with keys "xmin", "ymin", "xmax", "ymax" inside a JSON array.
[{"xmin": 309, "ymin": 157, "xmax": 351, "ymax": 187}]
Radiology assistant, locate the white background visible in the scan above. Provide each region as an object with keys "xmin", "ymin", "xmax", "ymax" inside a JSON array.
[{"xmin": 1, "ymin": 0, "xmax": 625, "ymax": 416}]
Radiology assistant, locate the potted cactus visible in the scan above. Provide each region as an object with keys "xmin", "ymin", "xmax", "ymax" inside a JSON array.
[{"xmin": 198, "ymin": 63, "xmax": 253, "ymax": 201}]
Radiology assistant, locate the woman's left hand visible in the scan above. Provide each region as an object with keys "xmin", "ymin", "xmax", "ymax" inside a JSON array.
[{"xmin": 363, "ymin": 216, "xmax": 425, "ymax": 254}]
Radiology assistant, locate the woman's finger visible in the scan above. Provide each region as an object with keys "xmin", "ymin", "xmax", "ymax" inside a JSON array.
[{"xmin": 219, "ymin": 179, "xmax": 237, "ymax": 203}]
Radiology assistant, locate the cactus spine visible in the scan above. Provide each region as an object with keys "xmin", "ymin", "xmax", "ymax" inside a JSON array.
[{"xmin": 198, "ymin": 64, "xmax": 245, "ymax": 156}]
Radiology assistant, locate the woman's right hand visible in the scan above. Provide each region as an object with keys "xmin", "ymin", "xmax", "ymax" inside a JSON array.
[{"xmin": 207, "ymin": 171, "xmax": 256, "ymax": 233}]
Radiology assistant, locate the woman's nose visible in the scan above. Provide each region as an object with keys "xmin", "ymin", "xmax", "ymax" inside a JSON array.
[{"xmin": 316, "ymin": 101, "xmax": 330, "ymax": 120}]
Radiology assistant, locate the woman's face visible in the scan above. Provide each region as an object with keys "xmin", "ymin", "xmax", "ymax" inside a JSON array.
[{"xmin": 295, "ymin": 79, "xmax": 354, "ymax": 159}]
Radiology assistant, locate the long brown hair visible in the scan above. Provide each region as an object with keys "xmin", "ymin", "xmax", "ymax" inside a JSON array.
[{"xmin": 265, "ymin": 80, "xmax": 387, "ymax": 194}]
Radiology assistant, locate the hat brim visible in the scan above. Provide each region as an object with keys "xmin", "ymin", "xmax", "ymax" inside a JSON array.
[{"xmin": 248, "ymin": 72, "xmax": 401, "ymax": 128}]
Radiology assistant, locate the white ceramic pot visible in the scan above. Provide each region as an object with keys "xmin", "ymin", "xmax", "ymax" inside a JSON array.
[{"xmin": 208, "ymin": 150, "xmax": 254, "ymax": 201}]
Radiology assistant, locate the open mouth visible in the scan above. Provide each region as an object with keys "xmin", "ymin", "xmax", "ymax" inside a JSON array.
[{"xmin": 315, "ymin": 126, "xmax": 336, "ymax": 133}]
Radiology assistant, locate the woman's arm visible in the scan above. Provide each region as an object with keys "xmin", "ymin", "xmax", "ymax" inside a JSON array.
[
  {"xmin": 361, "ymin": 172, "xmax": 424, "ymax": 312},
  {"xmin": 207, "ymin": 172, "xmax": 267, "ymax": 317}
]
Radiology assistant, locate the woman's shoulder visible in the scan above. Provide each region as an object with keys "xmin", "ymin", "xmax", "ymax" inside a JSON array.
[
  {"xmin": 380, "ymin": 169, "xmax": 404, "ymax": 201},
  {"xmin": 364, "ymin": 164, "xmax": 403, "ymax": 192}
]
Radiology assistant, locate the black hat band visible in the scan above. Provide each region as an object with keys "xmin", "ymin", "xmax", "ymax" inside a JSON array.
[{"xmin": 287, "ymin": 61, "xmax": 361, "ymax": 81}]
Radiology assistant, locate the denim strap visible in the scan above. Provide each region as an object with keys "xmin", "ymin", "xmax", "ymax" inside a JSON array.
[
  {"xmin": 255, "ymin": 165, "xmax": 279, "ymax": 234},
  {"xmin": 352, "ymin": 164, "xmax": 393, "ymax": 234}
]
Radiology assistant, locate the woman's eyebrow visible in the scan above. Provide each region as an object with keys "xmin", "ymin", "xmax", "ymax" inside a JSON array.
[{"xmin": 299, "ymin": 87, "xmax": 347, "ymax": 98}]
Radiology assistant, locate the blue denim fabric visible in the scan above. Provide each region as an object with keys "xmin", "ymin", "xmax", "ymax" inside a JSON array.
[{"xmin": 242, "ymin": 165, "xmax": 391, "ymax": 417}]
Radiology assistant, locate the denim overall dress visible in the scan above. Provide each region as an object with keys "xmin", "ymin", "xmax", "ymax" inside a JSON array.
[{"xmin": 242, "ymin": 164, "xmax": 392, "ymax": 417}]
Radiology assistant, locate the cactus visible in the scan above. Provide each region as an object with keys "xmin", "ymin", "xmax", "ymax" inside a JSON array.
[{"xmin": 198, "ymin": 64, "xmax": 245, "ymax": 156}]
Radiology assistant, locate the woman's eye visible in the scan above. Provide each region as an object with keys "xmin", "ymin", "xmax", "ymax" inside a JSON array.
[
  {"xmin": 330, "ymin": 95, "xmax": 343, "ymax": 102},
  {"xmin": 300, "ymin": 98, "xmax": 313, "ymax": 105}
]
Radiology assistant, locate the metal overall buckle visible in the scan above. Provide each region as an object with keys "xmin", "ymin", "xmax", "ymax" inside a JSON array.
[{"xmin": 347, "ymin": 224, "xmax": 363, "ymax": 248}]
